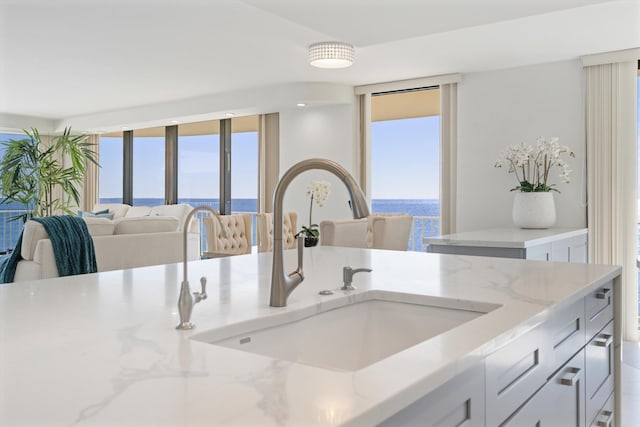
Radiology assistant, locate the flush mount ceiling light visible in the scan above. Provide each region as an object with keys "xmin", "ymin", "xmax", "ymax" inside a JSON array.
[{"xmin": 308, "ymin": 41, "xmax": 354, "ymax": 69}]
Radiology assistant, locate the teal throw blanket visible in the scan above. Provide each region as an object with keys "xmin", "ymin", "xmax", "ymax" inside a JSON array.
[{"xmin": 0, "ymin": 215, "xmax": 97, "ymax": 283}]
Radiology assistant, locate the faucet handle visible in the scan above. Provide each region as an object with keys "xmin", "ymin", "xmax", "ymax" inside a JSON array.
[
  {"xmin": 341, "ymin": 266, "xmax": 372, "ymax": 291},
  {"xmin": 194, "ymin": 276, "xmax": 208, "ymax": 303}
]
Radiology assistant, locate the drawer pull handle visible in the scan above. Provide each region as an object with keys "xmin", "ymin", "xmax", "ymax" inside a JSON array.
[
  {"xmin": 596, "ymin": 288, "xmax": 611, "ymax": 299},
  {"xmin": 559, "ymin": 367, "xmax": 581, "ymax": 386},
  {"xmin": 594, "ymin": 334, "xmax": 613, "ymax": 347},
  {"xmin": 596, "ymin": 409, "xmax": 613, "ymax": 427}
]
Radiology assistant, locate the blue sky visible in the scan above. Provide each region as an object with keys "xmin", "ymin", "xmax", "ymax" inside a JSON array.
[
  {"xmin": 99, "ymin": 117, "xmax": 440, "ymax": 201},
  {"xmin": 371, "ymin": 116, "xmax": 440, "ymax": 199},
  {"xmin": 99, "ymin": 131, "xmax": 258, "ymax": 199}
]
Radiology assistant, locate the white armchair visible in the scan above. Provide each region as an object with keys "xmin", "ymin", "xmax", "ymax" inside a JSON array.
[
  {"xmin": 256, "ymin": 212, "xmax": 298, "ymax": 252},
  {"xmin": 203, "ymin": 213, "xmax": 252, "ymax": 257},
  {"xmin": 320, "ymin": 214, "xmax": 413, "ymax": 251}
]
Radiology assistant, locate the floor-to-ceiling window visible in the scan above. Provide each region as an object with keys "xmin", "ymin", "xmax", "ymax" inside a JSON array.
[
  {"xmin": 0, "ymin": 132, "xmax": 29, "ymax": 251},
  {"xmin": 98, "ymin": 132, "xmax": 123, "ymax": 204},
  {"xmin": 230, "ymin": 116, "xmax": 259, "ymax": 214},
  {"xmin": 132, "ymin": 126, "xmax": 165, "ymax": 207},
  {"xmin": 177, "ymin": 120, "xmax": 220, "ymax": 211},
  {"xmin": 97, "ymin": 115, "xmax": 260, "ymax": 241},
  {"xmin": 370, "ymin": 88, "xmax": 440, "ymax": 251}
]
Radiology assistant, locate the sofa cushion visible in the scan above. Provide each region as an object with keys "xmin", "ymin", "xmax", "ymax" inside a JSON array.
[
  {"xmin": 93, "ymin": 203, "xmax": 130, "ymax": 219},
  {"xmin": 125, "ymin": 206, "xmax": 152, "ymax": 217},
  {"xmin": 78, "ymin": 210, "xmax": 115, "ymax": 220},
  {"xmin": 149, "ymin": 204, "xmax": 193, "ymax": 231},
  {"xmin": 82, "ymin": 217, "xmax": 115, "ymax": 236},
  {"xmin": 113, "ymin": 216, "xmax": 179, "ymax": 235},
  {"xmin": 21, "ymin": 220, "xmax": 49, "ymax": 261}
]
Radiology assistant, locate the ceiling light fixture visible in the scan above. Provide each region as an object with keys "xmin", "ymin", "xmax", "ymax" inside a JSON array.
[
  {"xmin": 308, "ymin": 41, "xmax": 354, "ymax": 69},
  {"xmin": 296, "ymin": 103, "xmax": 306, "ymax": 107},
  {"xmin": 226, "ymin": 113, "xmax": 235, "ymax": 117}
]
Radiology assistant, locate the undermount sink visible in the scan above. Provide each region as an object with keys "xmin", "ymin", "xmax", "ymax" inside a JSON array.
[{"xmin": 193, "ymin": 292, "xmax": 500, "ymax": 371}]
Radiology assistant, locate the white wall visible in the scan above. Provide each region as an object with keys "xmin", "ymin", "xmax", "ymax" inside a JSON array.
[
  {"xmin": 457, "ymin": 60, "xmax": 587, "ymax": 232},
  {"xmin": 279, "ymin": 104, "xmax": 358, "ymax": 230}
]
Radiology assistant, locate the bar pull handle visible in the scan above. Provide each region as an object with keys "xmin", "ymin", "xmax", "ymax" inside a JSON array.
[
  {"xmin": 594, "ymin": 333, "xmax": 613, "ymax": 348},
  {"xmin": 559, "ymin": 367, "xmax": 581, "ymax": 386},
  {"xmin": 596, "ymin": 410, "xmax": 613, "ymax": 427},
  {"xmin": 596, "ymin": 288, "xmax": 611, "ymax": 299}
]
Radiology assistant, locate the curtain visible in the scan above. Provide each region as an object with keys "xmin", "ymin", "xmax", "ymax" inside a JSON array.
[
  {"xmin": 82, "ymin": 134, "xmax": 100, "ymax": 212},
  {"xmin": 258, "ymin": 113, "xmax": 279, "ymax": 213},
  {"xmin": 355, "ymin": 93, "xmax": 372, "ymax": 197},
  {"xmin": 585, "ymin": 61, "xmax": 638, "ymax": 341},
  {"xmin": 440, "ymin": 83, "xmax": 458, "ymax": 235}
]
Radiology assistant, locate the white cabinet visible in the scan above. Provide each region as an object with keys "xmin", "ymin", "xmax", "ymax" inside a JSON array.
[
  {"xmin": 379, "ymin": 363, "xmax": 484, "ymax": 427},
  {"xmin": 484, "ymin": 281, "xmax": 615, "ymax": 427},
  {"xmin": 425, "ymin": 228, "xmax": 588, "ymax": 263},
  {"xmin": 383, "ymin": 280, "xmax": 615, "ymax": 427}
]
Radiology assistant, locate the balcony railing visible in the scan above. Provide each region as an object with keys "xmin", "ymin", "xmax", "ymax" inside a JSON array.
[{"xmin": 0, "ymin": 209, "xmax": 30, "ymax": 253}]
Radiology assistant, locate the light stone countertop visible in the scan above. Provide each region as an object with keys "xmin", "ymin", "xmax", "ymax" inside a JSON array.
[
  {"xmin": 423, "ymin": 227, "xmax": 588, "ymax": 248},
  {"xmin": 0, "ymin": 246, "xmax": 619, "ymax": 426}
]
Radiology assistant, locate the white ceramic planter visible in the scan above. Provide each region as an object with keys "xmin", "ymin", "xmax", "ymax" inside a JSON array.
[{"xmin": 512, "ymin": 192, "xmax": 556, "ymax": 229}]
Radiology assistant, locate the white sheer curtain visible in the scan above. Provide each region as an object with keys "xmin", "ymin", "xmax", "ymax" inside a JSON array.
[
  {"xmin": 258, "ymin": 113, "xmax": 279, "ymax": 213},
  {"xmin": 584, "ymin": 57, "xmax": 639, "ymax": 341},
  {"xmin": 440, "ymin": 83, "xmax": 458, "ymax": 235}
]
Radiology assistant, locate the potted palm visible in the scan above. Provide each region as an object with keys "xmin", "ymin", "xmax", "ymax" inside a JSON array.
[{"xmin": 0, "ymin": 127, "xmax": 98, "ymax": 222}]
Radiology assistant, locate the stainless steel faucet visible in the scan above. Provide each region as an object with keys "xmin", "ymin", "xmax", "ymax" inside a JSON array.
[
  {"xmin": 341, "ymin": 266, "xmax": 372, "ymax": 291},
  {"xmin": 270, "ymin": 158, "xmax": 370, "ymax": 307},
  {"xmin": 176, "ymin": 206, "xmax": 227, "ymax": 330}
]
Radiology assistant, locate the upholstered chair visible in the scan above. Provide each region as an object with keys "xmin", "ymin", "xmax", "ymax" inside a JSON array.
[
  {"xmin": 366, "ymin": 214, "xmax": 413, "ymax": 251},
  {"xmin": 256, "ymin": 212, "xmax": 297, "ymax": 252},
  {"xmin": 203, "ymin": 213, "xmax": 252, "ymax": 257},
  {"xmin": 320, "ymin": 214, "xmax": 413, "ymax": 251}
]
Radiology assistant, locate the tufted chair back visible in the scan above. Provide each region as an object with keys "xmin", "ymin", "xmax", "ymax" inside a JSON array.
[
  {"xmin": 256, "ymin": 212, "xmax": 298, "ymax": 252},
  {"xmin": 203, "ymin": 214, "xmax": 252, "ymax": 257}
]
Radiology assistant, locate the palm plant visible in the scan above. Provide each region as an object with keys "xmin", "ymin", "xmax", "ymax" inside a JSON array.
[{"xmin": 0, "ymin": 127, "xmax": 98, "ymax": 221}]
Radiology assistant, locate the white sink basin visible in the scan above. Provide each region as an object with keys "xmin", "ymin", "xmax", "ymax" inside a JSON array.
[{"xmin": 193, "ymin": 292, "xmax": 499, "ymax": 371}]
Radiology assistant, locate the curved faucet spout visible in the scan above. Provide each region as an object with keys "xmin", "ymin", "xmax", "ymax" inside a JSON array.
[{"xmin": 270, "ymin": 158, "xmax": 370, "ymax": 307}]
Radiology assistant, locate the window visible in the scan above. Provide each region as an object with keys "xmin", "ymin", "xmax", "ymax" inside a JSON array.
[
  {"xmin": 177, "ymin": 120, "xmax": 220, "ymax": 211},
  {"xmin": 98, "ymin": 132, "xmax": 123, "ymax": 204},
  {"xmin": 231, "ymin": 116, "xmax": 259, "ymax": 214},
  {"xmin": 97, "ymin": 116, "xmax": 261, "ymax": 243},
  {"xmin": 132, "ymin": 126, "xmax": 165, "ymax": 207},
  {"xmin": 0, "ymin": 132, "xmax": 29, "ymax": 251},
  {"xmin": 370, "ymin": 88, "xmax": 441, "ymax": 250}
]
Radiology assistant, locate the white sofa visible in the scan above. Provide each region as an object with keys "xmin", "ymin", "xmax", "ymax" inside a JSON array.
[{"xmin": 13, "ymin": 203, "xmax": 200, "ymax": 282}]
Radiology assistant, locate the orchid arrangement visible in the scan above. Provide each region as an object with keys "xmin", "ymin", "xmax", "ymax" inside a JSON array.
[
  {"xmin": 495, "ymin": 137, "xmax": 574, "ymax": 192},
  {"xmin": 299, "ymin": 180, "xmax": 330, "ymax": 240}
]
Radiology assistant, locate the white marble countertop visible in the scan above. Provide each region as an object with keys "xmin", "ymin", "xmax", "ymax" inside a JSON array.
[
  {"xmin": 423, "ymin": 227, "xmax": 588, "ymax": 248},
  {"xmin": 0, "ymin": 246, "xmax": 618, "ymax": 426}
]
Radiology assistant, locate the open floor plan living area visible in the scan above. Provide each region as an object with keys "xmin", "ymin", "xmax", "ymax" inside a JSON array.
[{"xmin": 1, "ymin": 1, "xmax": 639, "ymax": 426}]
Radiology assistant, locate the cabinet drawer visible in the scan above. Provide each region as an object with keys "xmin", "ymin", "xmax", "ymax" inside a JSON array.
[
  {"xmin": 485, "ymin": 324, "xmax": 548, "ymax": 426},
  {"xmin": 546, "ymin": 348, "xmax": 586, "ymax": 427},
  {"xmin": 585, "ymin": 282, "xmax": 614, "ymax": 339},
  {"xmin": 589, "ymin": 391, "xmax": 614, "ymax": 427},
  {"xmin": 586, "ymin": 320, "xmax": 615, "ymax": 426},
  {"xmin": 379, "ymin": 363, "xmax": 484, "ymax": 427},
  {"xmin": 549, "ymin": 298, "xmax": 586, "ymax": 373}
]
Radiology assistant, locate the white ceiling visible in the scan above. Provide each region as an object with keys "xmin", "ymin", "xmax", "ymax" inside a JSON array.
[{"xmin": 0, "ymin": 0, "xmax": 638, "ymax": 129}]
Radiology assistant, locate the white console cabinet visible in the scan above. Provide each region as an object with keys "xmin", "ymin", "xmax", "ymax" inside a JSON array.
[{"xmin": 424, "ymin": 228, "xmax": 588, "ymax": 263}]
